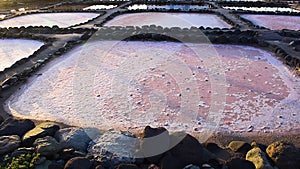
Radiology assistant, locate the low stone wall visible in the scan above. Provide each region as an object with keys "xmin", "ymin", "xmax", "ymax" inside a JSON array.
[{"xmin": 0, "ymin": 120, "xmax": 299, "ymax": 169}]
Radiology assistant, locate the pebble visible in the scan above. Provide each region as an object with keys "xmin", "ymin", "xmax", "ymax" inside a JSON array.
[{"xmin": 247, "ymin": 125, "xmax": 254, "ymax": 132}]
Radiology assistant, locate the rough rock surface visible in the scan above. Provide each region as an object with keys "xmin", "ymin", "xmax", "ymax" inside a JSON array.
[
  {"xmin": 35, "ymin": 160, "xmax": 52, "ymax": 169},
  {"xmin": 183, "ymin": 164, "xmax": 201, "ymax": 169},
  {"xmin": 140, "ymin": 126, "xmax": 170, "ymax": 164},
  {"xmin": 64, "ymin": 157, "xmax": 92, "ymax": 169},
  {"xmin": 59, "ymin": 148, "xmax": 86, "ymax": 161},
  {"xmin": 266, "ymin": 141, "xmax": 300, "ymax": 169},
  {"xmin": 88, "ymin": 130, "xmax": 139, "ymax": 166},
  {"xmin": 55, "ymin": 127, "xmax": 92, "ymax": 153},
  {"xmin": 226, "ymin": 158, "xmax": 255, "ymax": 169},
  {"xmin": 34, "ymin": 136, "xmax": 63, "ymax": 157},
  {"xmin": 204, "ymin": 142, "xmax": 233, "ymax": 160},
  {"xmin": 168, "ymin": 132, "xmax": 216, "ymax": 168},
  {"xmin": 116, "ymin": 163, "xmax": 139, "ymax": 169},
  {"xmin": 0, "ymin": 118, "xmax": 35, "ymax": 137},
  {"xmin": 227, "ymin": 141, "xmax": 252, "ymax": 156},
  {"xmin": 0, "ymin": 135, "xmax": 21, "ymax": 155},
  {"xmin": 23, "ymin": 122, "xmax": 60, "ymax": 146},
  {"xmin": 246, "ymin": 146, "xmax": 274, "ymax": 169}
]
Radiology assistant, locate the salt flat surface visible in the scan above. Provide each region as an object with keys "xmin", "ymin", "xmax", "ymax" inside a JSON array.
[
  {"xmin": 83, "ymin": 5, "xmax": 117, "ymax": 10},
  {"xmin": 224, "ymin": 6, "xmax": 300, "ymax": 13},
  {"xmin": 104, "ymin": 13, "xmax": 232, "ymax": 28},
  {"xmin": 0, "ymin": 13, "xmax": 100, "ymax": 28},
  {"xmin": 241, "ymin": 14, "xmax": 300, "ymax": 30},
  {"xmin": 6, "ymin": 41, "xmax": 300, "ymax": 135},
  {"xmin": 0, "ymin": 39, "xmax": 44, "ymax": 71}
]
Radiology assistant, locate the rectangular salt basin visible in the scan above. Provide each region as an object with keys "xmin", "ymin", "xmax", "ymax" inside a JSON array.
[
  {"xmin": 127, "ymin": 4, "xmax": 209, "ymax": 10},
  {"xmin": 83, "ymin": 5, "xmax": 117, "ymax": 10},
  {"xmin": 0, "ymin": 13, "xmax": 100, "ymax": 28},
  {"xmin": 241, "ymin": 14, "xmax": 300, "ymax": 30},
  {"xmin": 224, "ymin": 6, "xmax": 300, "ymax": 13},
  {"xmin": 104, "ymin": 13, "xmax": 232, "ymax": 28},
  {"xmin": 6, "ymin": 41, "xmax": 300, "ymax": 135},
  {"xmin": 0, "ymin": 39, "xmax": 44, "ymax": 71}
]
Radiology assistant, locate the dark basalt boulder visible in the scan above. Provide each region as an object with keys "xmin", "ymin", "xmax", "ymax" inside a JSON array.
[
  {"xmin": 227, "ymin": 141, "xmax": 252, "ymax": 157},
  {"xmin": 140, "ymin": 126, "xmax": 169, "ymax": 164},
  {"xmin": 0, "ymin": 135, "xmax": 21, "ymax": 155},
  {"xmin": 226, "ymin": 158, "xmax": 255, "ymax": 169},
  {"xmin": 168, "ymin": 132, "xmax": 217, "ymax": 167},
  {"xmin": 116, "ymin": 163, "xmax": 139, "ymax": 169},
  {"xmin": 55, "ymin": 127, "xmax": 92, "ymax": 153},
  {"xmin": 0, "ymin": 118, "xmax": 35, "ymax": 137},
  {"xmin": 266, "ymin": 141, "xmax": 300, "ymax": 169},
  {"xmin": 22, "ymin": 122, "xmax": 60, "ymax": 147},
  {"xmin": 64, "ymin": 157, "xmax": 92, "ymax": 169}
]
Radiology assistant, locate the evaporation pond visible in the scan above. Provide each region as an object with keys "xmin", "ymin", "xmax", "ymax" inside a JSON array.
[
  {"xmin": 104, "ymin": 13, "xmax": 232, "ymax": 28},
  {"xmin": 6, "ymin": 41, "xmax": 300, "ymax": 134},
  {"xmin": 241, "ymin": 14, "xmax": 300, "ymax": 30}
]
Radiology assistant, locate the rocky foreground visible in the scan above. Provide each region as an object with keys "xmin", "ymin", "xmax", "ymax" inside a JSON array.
[{"xmin": 0, "ymin": 118, "xmax": 300, "ymax": 169}]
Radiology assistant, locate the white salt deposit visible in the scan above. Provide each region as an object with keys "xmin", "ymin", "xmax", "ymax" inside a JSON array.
[
  {"xmin": 0, "ymin": 39, "xmax": 44, "ymax": 71},
  {"xmin": 18, "ymin": 8, "xmax": 26, "ymax": 12},
  {"xmin": 224, "ymin": 6, "xmax": 300, "ymax": 13},
  {"xmin": 127, "ymin": 4, "xmax": 147, "ymax": 10},
  {"xmin": 0, "ymin": 15, "xmax": 6, "ymax": 20},
  {"xmin": 104, "ymin": 12, "xmax": 232, "ymax": 28},
  {"xmin": 0, "ymin": 13, "xmax": 100, "ymax": 28},
  {"xmin": 83, "ymin": 5, "xmax": 117, "ymax": 10},
  {"xmin": 6, "ymin": 41, "xmax": 300, "ymax": 136}
]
